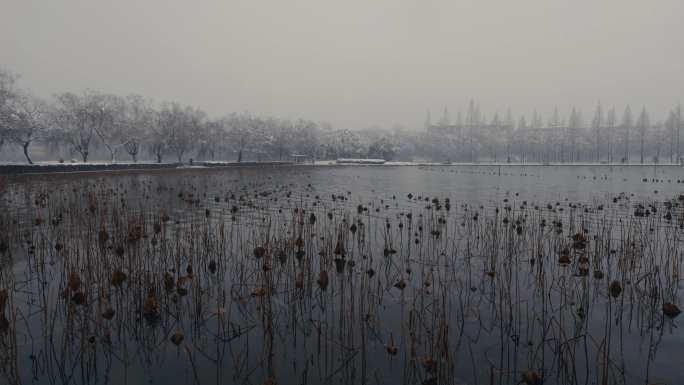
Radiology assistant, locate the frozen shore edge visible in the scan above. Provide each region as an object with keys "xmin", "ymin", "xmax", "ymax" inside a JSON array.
[
  {"xmin": 0, "ymin": 161, "xmax": 295, "ymax": 175},
  {"xmin": 1, "ymin": 160, "xmax": 681, "ymax": 176}
]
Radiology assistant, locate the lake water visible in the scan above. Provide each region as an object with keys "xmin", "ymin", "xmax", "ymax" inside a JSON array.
[{"xmin": 0, "ymin": 164, "xmax": 682, "ymax": 385}]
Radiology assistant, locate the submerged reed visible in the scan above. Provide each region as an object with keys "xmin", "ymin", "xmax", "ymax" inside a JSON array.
[{"xmin": 0, "ymin": 168, "xmax": 681, "ymax": 385}]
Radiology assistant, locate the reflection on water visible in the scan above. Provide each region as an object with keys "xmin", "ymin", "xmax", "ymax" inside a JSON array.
[{"xmin": 0, "ymin": 165, "xmax": 682, "ymax": 385}]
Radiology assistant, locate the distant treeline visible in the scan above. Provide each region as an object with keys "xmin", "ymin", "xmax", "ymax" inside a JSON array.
[
  {"xmin": 1, "ymin": 68, "xmax": 682, "ymax": 164},
  {"xmin": 424, "ymin": 102, "xmax": 682, "ymax": 164}
]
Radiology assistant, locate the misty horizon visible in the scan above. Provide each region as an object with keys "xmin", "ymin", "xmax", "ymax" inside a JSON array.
[{"xmin": 2, "ymin": 0, "xmax": 682, "ymax": 130}]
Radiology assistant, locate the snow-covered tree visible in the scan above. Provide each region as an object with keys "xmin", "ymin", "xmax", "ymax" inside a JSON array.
[
  {"xmin": 637, "ymin": 106, "xmax": 650, "ymax": 164},
  {"xmin": 4, "ymin": 92, "xmax": 50, "ymax": 164},
  {"xmin": 291, "ymin": 119, "xmax": 320, "ymax": 160},
  {"xmin": 52, "ymin": 92, "xmax": 97, "ymax": 162},
  {"xmin": 0, "ymin": 69, "xmax": 19, "ymax": 149},
  {"xmin": 621, "ymin": 105, "xmax": 633, "ymax": 162},
  {"xmin": 114, "ymin": 95, "xmax": 153, "ymax": 162},
  {"xmin": 158, "ymin": 102, "xmax": 203, "ymax": 163},
  {"xmin": 224, "ymin": 113, "xmax": 272, "ymax": 162},
  {"xmin": 321, "ymin": 129, "xmax": 367, "ymax": 159},
  {"xmin": 367, "ymin": 136, "xmax": 398, "ymax": 160}
]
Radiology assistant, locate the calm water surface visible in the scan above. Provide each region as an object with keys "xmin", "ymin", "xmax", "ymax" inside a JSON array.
[{"xmin": 0, "ymin": 165, "xmax": 682, "ymax": 385}]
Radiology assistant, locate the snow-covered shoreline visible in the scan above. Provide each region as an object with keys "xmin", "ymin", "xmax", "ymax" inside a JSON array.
[
  {"xmin": 0, "ymin": 161, "xmax": 294, "ymax": 175},
  {"xmin": 1, "ymin": 160, "xmax": 681, "ymax": 176},
  {"xmin": 314, "ymin": 160, "xmax": 684, "ymax": 167}
]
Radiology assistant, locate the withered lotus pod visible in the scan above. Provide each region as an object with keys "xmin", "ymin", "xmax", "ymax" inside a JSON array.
[
  {"xmin": 317, "ymin": 271, "xmax": 329, "ymax": 290},
  {"xmin": 663, "ymin": 303, "xmax": 681, "ymax": 318},
  {"xmin": 170, "ymin": 331, "xmax": 184, "ymax": 345},
  {"xmin": 334, "ymin": 240, "xmax": 345, "ymax": 256},
  {"xmin": 254, "ymin": 246, "xmax": 266, "ymax": 258},
  {"xmin": 386, "ymin": 333, "xmax": 398, "ymax": 355},
  {"xmin": 609, "ymin": 281, "xmax": 622, "ymax": 298},
  {"xmin": 0, "ymin": 240, "xmax": 8, "ymax": 253},
  {"xmin": 251, "ymin": 287, "xmax": 267, "ymax": 297},
  {"xmin": 111, "ymin": 270, "xmax": 127, "ymax": 287},
  {"xmin": 0, "ymin": 314, "xmax": 9, "ymax": 334},
  {"xmin": 102, "ymin": 307, "xmax": 115, "ymax": 320},
  {"xmin": 521, "ymin": 370, "xmax": 542, "ymax": 385},
  {"xmin": 0, "ymin": 289, "xmax": 7, "ymax": 312},
  {"xmin": 71, "ymin": 291, "xmax": 86, "ymax": 306},
  {"xmin": 334, "ymin": 258, "xmax": 345, "ymax": 273},
  {"xmin": 143, "ymin": 293, "xmax": 160, "ymax": 321},
  {"xmin": 98, "ymin": 229, "xmax": 109, "ymax": 244},
  {"xmin": 68, "ymin": 272, "xmax": 81, "ymax": 292},
  {"xmin": 295, "ymin": 272, "xmax": 304, "ymax": 289},
  {"xmin": 164, "ymin": 273, "xmax": 175, "ymax": 292}
]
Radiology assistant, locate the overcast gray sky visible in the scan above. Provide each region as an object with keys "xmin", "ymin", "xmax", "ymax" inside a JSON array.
[{"xmin": 2, "ymin": 0, "xmax": 682, "ymax": 129}]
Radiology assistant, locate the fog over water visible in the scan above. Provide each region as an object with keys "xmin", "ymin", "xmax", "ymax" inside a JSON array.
[{"xmin": 2, "ymin": 0, "xmax": 683, "ymax": 128}]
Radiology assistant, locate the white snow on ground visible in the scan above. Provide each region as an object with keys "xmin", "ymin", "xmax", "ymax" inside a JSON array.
[
  {"xmin": 335, "ymin": 158, "xmax": 386, "ymax": 164},
  {"xmin": 0, "ymin": 161, "xmax": 174, "ymax": 166},
  {"xmin": 312, "ymin": 161, "xmax": 684, "ymax": 167},
  {"xmin": 2, "ymin": 160, "xmax": 682, "ymax": 169}
]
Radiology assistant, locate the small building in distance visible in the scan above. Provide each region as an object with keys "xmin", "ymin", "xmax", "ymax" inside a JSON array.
[{"xmin": 292, "ymin": 154, "xmax": 313, "ymax": 164}]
